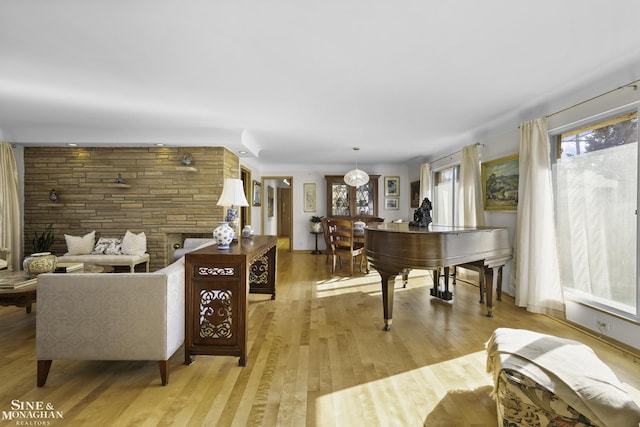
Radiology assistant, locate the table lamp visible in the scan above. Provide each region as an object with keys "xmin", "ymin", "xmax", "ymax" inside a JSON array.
[{"xmin": 215, "ymin": 178, "xmax": 249, "ymax": 248}]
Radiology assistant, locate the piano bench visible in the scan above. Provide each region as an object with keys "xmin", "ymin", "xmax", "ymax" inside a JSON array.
[{"xmin": 454, "ymin": 262, "xmax": 502, "ymax": 304}]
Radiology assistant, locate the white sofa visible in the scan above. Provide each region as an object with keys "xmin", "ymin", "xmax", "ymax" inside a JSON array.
[
  {"xmin": 36, "ymin": 256, "xmax": 185, "ymax": 386},
  {"xmin": 56, "ymin": 253, "xmax": 150, "ymax": 272}
]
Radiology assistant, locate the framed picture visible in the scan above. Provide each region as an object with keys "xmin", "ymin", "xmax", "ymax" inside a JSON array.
[
  {"xmin": 252, "ymin": 180, "xmax": 262, "ymax": 206},
  {"xmin": 482, "ymin": 153, "xmax": 519, "ymax": 211},
  {"xmin": 303, "ymin": 183, "xmax": 316, "ymax": 212},
  {"xmin": 410, "ymin": 180, "xmax": 420, "ymax": 208},
  {"xmin": 267, "ymin": 185, "xmax": 274, "ymax": 217},
  {"xmin": 384, "ymin": 176, "xmax": 400, "ymax": 196},
  {"xmin": 385, "ymin": 197, "xmax": 399, "ymax": 210}
]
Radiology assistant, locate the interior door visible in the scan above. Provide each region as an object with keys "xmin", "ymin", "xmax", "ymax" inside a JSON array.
[{"xmin": 278, "ymin": 187, "xmax": 292, "ymax": 238}]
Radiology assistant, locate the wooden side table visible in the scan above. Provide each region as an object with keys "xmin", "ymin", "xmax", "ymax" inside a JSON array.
[{"xmin": 184, "ymin": 235, "xmax": 277, "ymax": 367}]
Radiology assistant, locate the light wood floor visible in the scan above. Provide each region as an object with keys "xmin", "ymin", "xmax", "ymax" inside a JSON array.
[{"xmin": 1, "ymin": 244, "xmax": 639, "ymax": 426}]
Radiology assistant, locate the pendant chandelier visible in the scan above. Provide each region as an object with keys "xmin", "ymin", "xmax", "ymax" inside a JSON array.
[{"xmin": 344, "ymin": 147, "xmax": 369, "ymax": 187}]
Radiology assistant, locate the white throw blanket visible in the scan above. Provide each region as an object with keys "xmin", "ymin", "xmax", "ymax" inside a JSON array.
[{"xmin": 486, "ymin": 328, "xmax": 640, "ymax": 427}]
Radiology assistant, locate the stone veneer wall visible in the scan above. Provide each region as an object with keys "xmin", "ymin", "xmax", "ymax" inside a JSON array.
[{"xmin": 23, "ymin": 146, "xmax": 239, "ymax": 270}]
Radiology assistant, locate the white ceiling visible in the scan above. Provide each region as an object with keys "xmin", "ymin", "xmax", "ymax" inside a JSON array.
[{"xmin": 2, "ymin": 1, "xmax": 640, "ymax": 167}]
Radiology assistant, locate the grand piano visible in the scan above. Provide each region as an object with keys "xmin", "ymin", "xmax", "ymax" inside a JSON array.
[{"xmin": 364, "ymin": 222, "xmax": 512, "ymax": 330}]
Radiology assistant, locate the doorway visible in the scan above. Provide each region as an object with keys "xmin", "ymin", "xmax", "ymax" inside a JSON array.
[
  {"xmin": 262, "ymin": 176, "xmax": 293, "ymax": 252},
  {"xmin": 278, "ymin": 186, "xmax": 292, "ymax": 238}
]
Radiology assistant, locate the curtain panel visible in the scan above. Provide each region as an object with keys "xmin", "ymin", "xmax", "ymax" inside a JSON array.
[
  {"xmin": 419, "ymin": 162, "xmax": 431, "ymax": 203},
  {"xmin": 510, "ymin": 118, "xmax": 565, "ymax": 317},
  {"xmin": 458, "ymin": 144, "xmax": 486, "ymax": 227},
  {"xmin": 0, "ymin": 142, "xmax": 23, "ymax": 270}
]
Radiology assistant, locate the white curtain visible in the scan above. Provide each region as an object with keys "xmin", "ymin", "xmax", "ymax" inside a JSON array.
[
  {"xmin": 458, "ymin": 144, "xmax": 486, "ymax": 226},
  {"xmin": 510, "ymin": 118, "xmax": 565, "ymax": 317},
  {"xmin": 419, "ymin": 162, "xmax": 431, "ymax": 202},
  {"xmin": 0, "ymin": 142, "xmax": 23, "ymax": 270}
]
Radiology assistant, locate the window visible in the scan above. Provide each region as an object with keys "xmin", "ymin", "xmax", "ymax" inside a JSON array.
[
  {"xmin": 433, "ymin": 165, "xmax": 460, "ymax": 226},
  {"xmin": 553, "ymin": 112, "xmax": 638, "ymax": 317}
]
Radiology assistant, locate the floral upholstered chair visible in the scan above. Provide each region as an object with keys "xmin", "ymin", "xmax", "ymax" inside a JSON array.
[{"xmin": 0, "ymin": 248, "xmax": 11, "ymax": 271}]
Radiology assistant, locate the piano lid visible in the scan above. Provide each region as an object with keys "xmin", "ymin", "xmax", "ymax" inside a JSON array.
[
  {"xmin": 364, "ymin": 222, "xmax": 512, "ymax": 270},
  {"xmin": 365, "ymin": 222, "xmax": 508, "ymax": 234}
]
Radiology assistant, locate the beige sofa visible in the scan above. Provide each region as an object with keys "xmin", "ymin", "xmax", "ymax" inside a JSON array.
[{"xmin": 36, "ymin": 256, "xmax": 185, "ymax": 386}]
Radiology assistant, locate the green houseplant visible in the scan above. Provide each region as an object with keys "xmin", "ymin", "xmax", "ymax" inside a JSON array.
[
  {"xmin": 310, "ymin": 216, "xmax": 323, "ymax": 233},
  {"xmin": 24, "ymin": 223, "xmax": 57, "ymax": 277},
  {"xmin": 32, "ymin": 223, "xmax": 55, "ymax": 253}
]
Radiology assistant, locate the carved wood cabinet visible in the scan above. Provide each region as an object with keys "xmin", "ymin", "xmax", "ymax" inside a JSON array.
[
  {"xmin": 184, "ymin": 235, "xmax": 277, "ymax": 367},
  {"xmin": 325, "ymin": 175, "xmax": 380, "ymax": 219}
]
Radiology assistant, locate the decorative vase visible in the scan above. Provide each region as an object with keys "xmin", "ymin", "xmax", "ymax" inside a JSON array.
[
  {"xmin": 24, "ymin": 252, "xmax": 57, "ymax": 277},
  {"xmin": 213, "ymin": 222, "xmax": 234, "ymax": 250},
  {"xmin": 241, "ymin": 225, "xmax": 254, "ymax": 238},
  {"xmin": 311, "ymin": 222, "xmax": 322, "ymax": 233}
]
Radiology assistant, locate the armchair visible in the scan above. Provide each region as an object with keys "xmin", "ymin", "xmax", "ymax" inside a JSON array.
[
  {"xmin": 0, "ymin": 247, "xmax": 11, "ymax": 271},
  {"xmin": 36, "ymin": 258, "xmax": 185, "ymax": 386}
]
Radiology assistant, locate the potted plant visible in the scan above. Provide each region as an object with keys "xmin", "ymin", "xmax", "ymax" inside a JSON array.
[
  {"xmin": 310, "ymin": 216, "xmax": 323, "ymax": 233},
  {"xmin": 32, "ymin": 223, "xmax": 55, "ymax": 253},
  {"xmin": 24, "ymin": 223, "xmax": 57, "ymax": 277}
]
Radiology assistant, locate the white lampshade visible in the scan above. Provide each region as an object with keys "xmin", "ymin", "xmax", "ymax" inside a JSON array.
[
  {"xmin": 217, "ymin": 178, "xmax": 249, "ymax": 207},
  {"xmin": 344, "ymin": 168, "xmax": 370, "ymax": 187}
]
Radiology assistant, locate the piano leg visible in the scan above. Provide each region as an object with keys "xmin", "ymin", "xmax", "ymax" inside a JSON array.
[
  {"xmin": 496, "ymin": 266, "xmax": 503, "ymax": 301},
  {"xmin": 379, "ymin": 271, "xmax": 397, "ymax": 331},
  {"xmin": 401, "ymin": 268, "xmax": 410, "ymax": 288},
  {"xmin": 483, "ymin": 266, "xmax": 501, "ymax": 317},
  {"xmin": 478, "ymin": 268, "xmax": 486, "ymax": 304}
]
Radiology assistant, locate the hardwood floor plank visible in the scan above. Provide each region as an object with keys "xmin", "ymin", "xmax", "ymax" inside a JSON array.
[{"xmin": 0, "ymin": 246, "xmax": 638, "ymax": 426}]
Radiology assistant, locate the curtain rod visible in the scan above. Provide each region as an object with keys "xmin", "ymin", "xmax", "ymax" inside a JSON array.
[
  {"xmin": 430, "ymin": 142, "xmax": 484, "ymax": 165},
  {"xmin": 545, "ymin": 79, "xmax": 640, "ymax": 120}
]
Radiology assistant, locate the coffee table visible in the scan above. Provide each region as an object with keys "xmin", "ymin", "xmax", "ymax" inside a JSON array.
[
  {"xmin": 0, "ymin": 271, "xmax": 37, "ymax": 313},
  {"xmin": 0, "ymin": 264, "xmax": 104, "ymax": 313}
]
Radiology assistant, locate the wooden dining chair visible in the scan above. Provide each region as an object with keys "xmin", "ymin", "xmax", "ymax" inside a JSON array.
[
  {"xmin": 321, "ymin": 217, "xmax": 335, "ymax": 266},
  {"xmin": 326, "ymin": 218, "xmax": 365, "ymax": 276}
]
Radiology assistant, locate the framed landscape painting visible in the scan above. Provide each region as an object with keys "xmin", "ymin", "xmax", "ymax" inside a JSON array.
[
  {"xmin": 384, "ymin": 176, "xmax": 400, "ymax": 196},
  {"xmin": 385, "ymin": 197, "xmax": 399, "ymax": 210},
  {"xmin": 410, "ymin": 180, "xmax": 420, "ymax": 208},
  {"xmin": 481, "ymin": 154, "xmax": 519, "ymax": 211}
]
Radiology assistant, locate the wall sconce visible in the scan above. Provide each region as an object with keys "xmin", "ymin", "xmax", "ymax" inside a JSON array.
[
  {"xmin": 181, "ymin": 153, "xmax": 194, "ymax": 166},
  {"xmin": 49, "ymin": 189, "xmax": 58, "ymax": 203},
  {"xmin": 115, "ymin": 174, "xmax": 125, "ymax": 184}
]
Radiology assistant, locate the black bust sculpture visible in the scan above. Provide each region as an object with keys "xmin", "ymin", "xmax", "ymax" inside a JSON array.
[{"xmin": 410, "ymin": 197, "xmax": 433, "ymax": 227}]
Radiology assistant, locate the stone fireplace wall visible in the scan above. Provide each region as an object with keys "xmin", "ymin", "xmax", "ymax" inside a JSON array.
[{"xmin": 23, "ymin": 146, "xmax": 239, "ymax": 270}]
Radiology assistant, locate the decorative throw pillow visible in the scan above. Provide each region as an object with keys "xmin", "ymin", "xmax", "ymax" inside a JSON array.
[
  {"xmin": 64, "ymin": 230, "xmax": 96, "ymax": 255},
  {"xmin": 92, "ymin": 237, "xmax": 123, "ymax": 255},
  {"xmin": 121, "ymin": 230, "xmax": 146, "ymax": 256}
]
